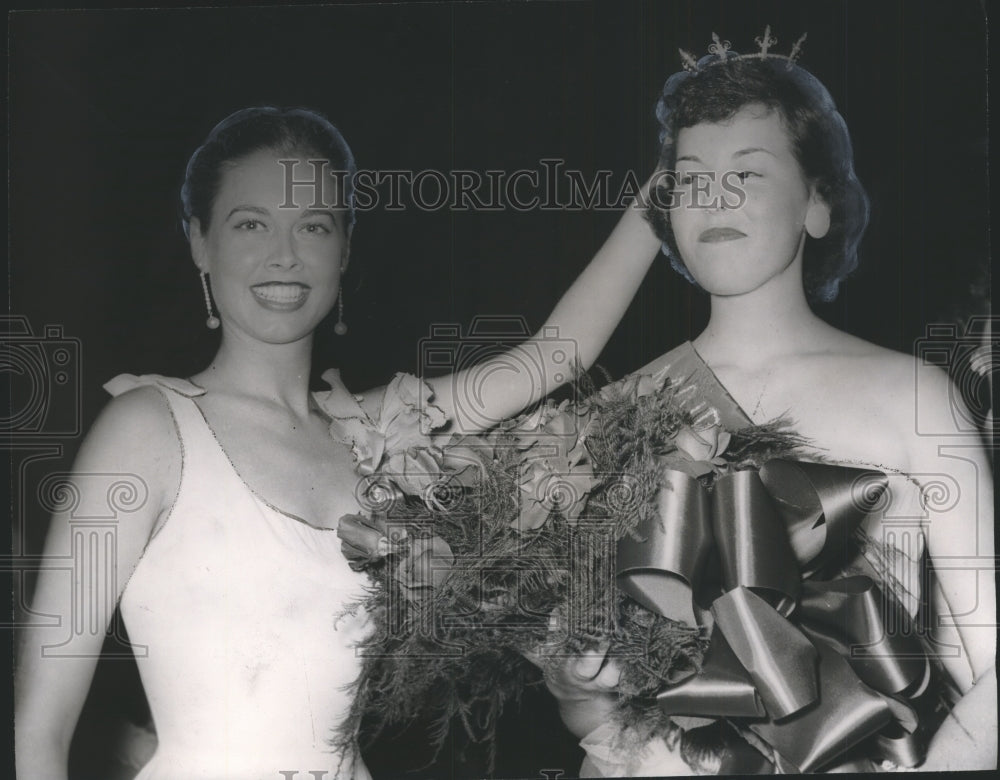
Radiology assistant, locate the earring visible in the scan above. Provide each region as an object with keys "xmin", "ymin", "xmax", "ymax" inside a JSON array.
[
  {"xmin": 805, "ymin": 205, "xmax": 831, "ymax": 239},
  {"xmin": 200, "ymin": 272, "xmax": 220, "ymax": 329},
  {"xmin": 334, "ymin": 287, "xmax": 348, "ymax": 336}
]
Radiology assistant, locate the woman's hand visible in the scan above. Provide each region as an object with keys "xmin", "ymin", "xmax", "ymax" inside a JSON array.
[
  {"xmin": 921, "ymin": 665, "xmax": 998, "ymax": 771},
  {"xmin": 901, "ymin": 367, "xmax": 996, "ymax": 768},
  {"xmin": 542, "ymin": 646, "xmax": 622, "ymax": 700},
  {"xmin": 527, "ymin": 642, "xmax": 623, "ymax": 739}
]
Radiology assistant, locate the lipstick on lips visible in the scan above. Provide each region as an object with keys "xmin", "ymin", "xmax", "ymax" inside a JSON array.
[
  {"xmin": 250, "ymin": 282, "xmax": 311, "ymax": 311},
  {"xmin": 698, "ymin": 227, "xmax": 747, "ymax": 243}
]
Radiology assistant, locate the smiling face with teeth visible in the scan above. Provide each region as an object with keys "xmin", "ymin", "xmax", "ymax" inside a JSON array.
[
  {"xmin": 670, "ymin": 105, "xmax": 830, "ymax": 299},
  {"xmin": 189, "ymin": 148, "xmax": 351, "ymax": 345}
]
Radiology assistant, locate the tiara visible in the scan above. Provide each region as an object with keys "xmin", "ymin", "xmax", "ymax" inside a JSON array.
[{"xmin": 679, "ymin": 26, "xmax": 807, "ymax": 72}]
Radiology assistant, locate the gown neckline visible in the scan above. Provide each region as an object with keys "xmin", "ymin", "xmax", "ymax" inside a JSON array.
[
  {"xmin": 634, "ymin": 340, "xmax": 755, "ymax": 431},
  {"xmin": 684, "ymin": 340, "xmax": 755, "ymax": 427},
  {"xmin": 188, "ymin": 396, "xmax": 341, "ymax": 532}
]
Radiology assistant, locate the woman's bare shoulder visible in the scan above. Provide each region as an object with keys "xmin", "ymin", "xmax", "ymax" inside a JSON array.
[
  {"xmin": 821, "ymin": 327, "xmax": 908, "ymax": 360},
  {"xmin": 817, "ymin": 329, "xmax": 924, "ymax": 390},
  {"xmin": 41, "ymin": 385, "xmax": 183, "ymax": 556},
  {"xmin": 92, "ymin": 385, "xmax": 177, "ymax": 446},
  {"xmin": 817, "ymin": 330, "xmax": 972, "ymax": 452},
  {"xmin": 79, "ymin": 386, "xmax": 182, "ymax": 498}
]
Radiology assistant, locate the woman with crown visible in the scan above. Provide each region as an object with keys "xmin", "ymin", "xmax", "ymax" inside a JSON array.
[{"xmin": 543, "ymin": 30, "xmax": 995, "ymax": 775}]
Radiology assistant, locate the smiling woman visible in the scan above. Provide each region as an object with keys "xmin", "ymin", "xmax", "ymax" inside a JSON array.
[
  {"xmin": 189, "ymin": 149, "xmax": 350, "ymax": 345},
  {"xmin": 13, "ymin": 104, "xmax": 663, "ymax": 779},
  {"xmin": 182, "ymin": 107, "xmax": 355, "ymax": 344}
]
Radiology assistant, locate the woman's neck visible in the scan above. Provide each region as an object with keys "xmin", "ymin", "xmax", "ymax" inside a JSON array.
[
  {"xmin": 197, "ymin": 331, "xmax": 318, "ymax": 415},
  {"xmin": 693, "ymin": 270, "xmax": 831, "ymax": 369}
]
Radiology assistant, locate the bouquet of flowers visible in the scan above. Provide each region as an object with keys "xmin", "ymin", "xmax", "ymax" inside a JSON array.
[{"xmin": 325, "ymin": 367, "xmax": 811, "ymax": 766}]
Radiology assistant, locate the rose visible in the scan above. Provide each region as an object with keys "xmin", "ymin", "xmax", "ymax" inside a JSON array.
[
  {"xmin": 337, "ymin": 512, "xmax": 408, "ymax": 571},
  {"xmin": 516, "ymin": 459, "xmax": 597, "ymax": 531},
  {"xmin": 435, "ymin": 434, "xmax": 489, "ymax": 490},
  {"xmin": 514, "ymin": 400, "xmax": 594, "ymax": 458},
  {"xmin": 597, "ymin": 366, "xmax": 670, "ymax": 404},
  {"xmin": 397, "ymin": 534, "xmax": 455, "ymax": 596},
  {"xmin": 382, "ymin": 445, "xmax": 448, "ymax": 496},
  {"xmin": 324, "ymin": 372, "xmax": 449, "ymax": 484},
  {"xmin": 511, "ymin": 399, "xmax": 586, "ymax": 448},
  {"xmin": 667, "ymin": 424, "xmax": 732, "ymax": 478},
  {"xmin": 509, "ymin": 400, "xmax": 599, "ymax": 531},
  {"xmin": 515, "ymin": 414, "xmax": 597, "ymax": 531},
  {"xmin": 674, "ymin": 424, "xmax": 729, "ymax": 461}
]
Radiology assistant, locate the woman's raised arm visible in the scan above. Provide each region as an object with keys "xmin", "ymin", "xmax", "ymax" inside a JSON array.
[
  {"xmin": 425, "ymin": 186, "xmax": 661, "ymax": 432},
  {"xmin": 14, "ymin": 388, "xmax": 179, "ymax": 779}
]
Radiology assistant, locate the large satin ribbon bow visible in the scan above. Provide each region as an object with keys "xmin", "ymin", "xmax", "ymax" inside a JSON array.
[{"xmin": 617, "ymin": 460, "xmax": 940, "ymax": 772}]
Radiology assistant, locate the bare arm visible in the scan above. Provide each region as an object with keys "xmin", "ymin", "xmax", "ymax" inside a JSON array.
[
  {"xmin": 906, "ymin": 368, "xmax": 996, "ymax": 768},
  {"xmin": 922, "ymin": 666, "xmax": 997, "ymax": 770},
  {"xmin": 14, "ymin": 387, "xmax": 179, "ymax": 778},
  {"xmin": 425, "ymin": 186, "xmax": 661, "ymax": 432}
]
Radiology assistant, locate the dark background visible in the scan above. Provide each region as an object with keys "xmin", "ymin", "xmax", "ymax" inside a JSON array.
[{"xmin": 8, "ymin": 1, "xmax": 990, "ymax": 778}]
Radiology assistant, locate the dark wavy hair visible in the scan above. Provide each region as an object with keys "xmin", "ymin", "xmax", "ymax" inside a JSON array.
[
  {"xmin": 646, "ymin": 54, "xmax": 869, "ymax": 303},
  {"xmin": 180, "ymin": 106, "xmax": 356, "ymax": 238}
]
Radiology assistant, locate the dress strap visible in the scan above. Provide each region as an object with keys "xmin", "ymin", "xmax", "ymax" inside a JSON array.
[
  {"xmin": 104, "ymin": 373, "xmax": 206, "ymax": 399},
  {"xmin": 103, "ymin": 373, "xmax": 214, "ymax": 456},
  {"xmin": 314, "ymin": 368, "xmax": 368, "ymax": 419}
]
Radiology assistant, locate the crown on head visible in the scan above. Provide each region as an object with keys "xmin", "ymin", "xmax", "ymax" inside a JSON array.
[{"xmin": 679, "ymin": 26, "xmax": 808, "ymax": 72}]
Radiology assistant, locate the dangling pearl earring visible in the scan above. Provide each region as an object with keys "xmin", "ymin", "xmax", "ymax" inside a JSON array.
[
  {"xmin": 200, "ymin": 272, "xmax": 220, "ymax": 329},
  {"xmin": 334, "ymin": 286, "xmax": 348, "ymax": 336}
]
